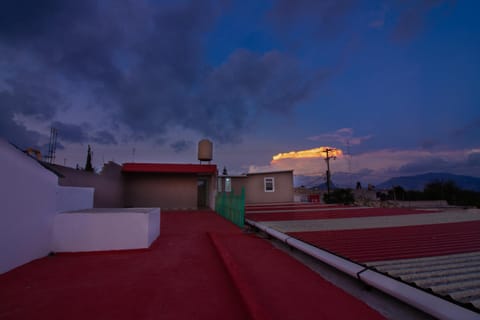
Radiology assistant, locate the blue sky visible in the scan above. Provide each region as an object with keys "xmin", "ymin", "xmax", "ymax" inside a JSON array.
[{"xmin": 1, "ymin": 0, "xmax": 479, "ymax": 186}]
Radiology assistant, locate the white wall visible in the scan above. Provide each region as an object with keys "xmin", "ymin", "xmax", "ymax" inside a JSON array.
[
  {"xmin": 52, "ymin": 208, "xmax": 160, "ymax": 252},
  {"xmin": 0, "ymin": 139, "xmax": 58, "ymax": 274},
  {"xmin": 57, "ymin": 186, "xmax": 94, "ymax": 212}
]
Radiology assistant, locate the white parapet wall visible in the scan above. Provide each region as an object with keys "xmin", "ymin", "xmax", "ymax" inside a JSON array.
[
  {"xmin": 0, "ymin": 139, "xmax": 58, "ymax": 274},
  {"xmin": 57, "ymin": 186, "xmax": 94, "ymax": 212},
  {"xmin": 52, "ymin": 208, "xmax": 160, "ymax": 252}
]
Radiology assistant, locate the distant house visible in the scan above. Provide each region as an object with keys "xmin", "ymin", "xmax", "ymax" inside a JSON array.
[
  {"xmin": 44, "ymin": 162, "xmax": 218, "ymax": 210},
  {"xmin": 44, "ymin": 161, "xmax": 124, "ymax": 208},
  {"xmin": 122, "ymin": 163, "xmax": 217, "ymax": 209},
  {"xmin": 219, "ymin": 170, "xmax": 294, "ymax": 204}
]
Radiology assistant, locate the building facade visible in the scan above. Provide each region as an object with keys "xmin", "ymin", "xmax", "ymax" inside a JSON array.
[
  {"xmin": 219, "ymin": 170, "xmax": 294, "ymax": 204},
  {"xmin": 122, "ymin": 163, "xmax": 217, "ymax": 210}
]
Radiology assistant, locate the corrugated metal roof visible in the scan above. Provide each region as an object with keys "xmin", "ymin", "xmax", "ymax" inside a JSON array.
[
  {"xmin": 246, "ymin": 204, "xmax": 480, "ymax": 313},
  {"xmin": 122, "ymin": 163, "xmax": 217, "ymax": 174},
  {"xmin": 367, "ymin": 252, "xmax": 480, "ymax": 310},
  {"xmin": 288, "ymin": 220, "xmax": 480, "ymax": 261},
  {"xmin": 246, "ymin": 206, "xmax": 438, "ymax": 220}
]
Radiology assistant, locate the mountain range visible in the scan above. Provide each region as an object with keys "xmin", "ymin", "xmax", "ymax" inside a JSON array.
[
  {"xmin": 376, "ymin": 172, "xmax": 480, "ymax": 192},
  {"xmin": 295, "ymin": 172, "xmax": 480, "ymax": 192}
]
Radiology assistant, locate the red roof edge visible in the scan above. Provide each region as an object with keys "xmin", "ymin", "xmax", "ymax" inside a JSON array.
[{"xmin": 122, "ymin": 163, "xmax": 217, "ymax": 174}]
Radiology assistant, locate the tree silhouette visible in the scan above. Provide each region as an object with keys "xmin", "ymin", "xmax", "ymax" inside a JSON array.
[{"xmin": 85, "ymin": 145, "xmax": 94, "ymax": 172}]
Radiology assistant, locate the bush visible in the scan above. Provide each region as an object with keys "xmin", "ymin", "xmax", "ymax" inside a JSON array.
[{"xmin": 323, "ymin": 188, "xmax": 354, "ymax": 205}]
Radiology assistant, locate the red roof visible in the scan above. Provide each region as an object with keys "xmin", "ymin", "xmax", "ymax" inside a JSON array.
[
  {"xmin": 245, "ymin": 203, "xmax": 480, "ymax": 312},
  {"xmin": 289, "ymin": 220, "xmax": 480, "ymax": 262},
  {"xmin": 122, "ymin": 163, "xmax": 217, "ymax": 174}
]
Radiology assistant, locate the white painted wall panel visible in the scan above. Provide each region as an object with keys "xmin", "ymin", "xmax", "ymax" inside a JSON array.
[
  {"xmin": 56, "ymin": 186, "xmax": 94, "ymax": 212},
  {"xmin": 0, "ymin": 139, "xmax": 58, "ymax": 274},
  {"xmin": 52, "ymin": 208, "xmax": 160, "ymax": 252}
]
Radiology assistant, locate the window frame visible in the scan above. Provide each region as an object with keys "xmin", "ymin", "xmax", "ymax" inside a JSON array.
[{"xmin": 264, "ymin": 177, "xmax": 275, "ymax": 192}]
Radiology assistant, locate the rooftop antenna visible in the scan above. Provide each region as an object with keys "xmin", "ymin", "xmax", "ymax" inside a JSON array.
[
  {"xmin": 323, "ymin": 147, "xmax": 337, "ymax": 196},
  {"xmin": 45, "ymin": 127, "xmax": 58, "ymax": 164}
]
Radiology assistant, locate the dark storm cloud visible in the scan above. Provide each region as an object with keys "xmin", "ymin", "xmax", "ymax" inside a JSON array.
[
  {"xmin": 452, "ymin": 118, "xmax": 480, "ymax": 139},
  {"xmin": 49, "ymin": 122, "xmax": 118, "ymax": 145},
  {"xmin": 184, "ymin": 49, "xmax": 319, "ymax": 143},
  {"xmin": 391, "ymin": 0, "xmax": 455, "ymax": 42},
  {"xmin": 170, "ymin": 140, "xmax": 192, "ymax": 153},
  {"xmin": 0, "ymin": 78, "xmax": 58, "ymax": 119},
  {"xmin": 92, "ymin": 130, "xmax": 118, "ymax": 145},
  {"xmin": 0, "ymin": 76, "xmax": 59, "ymax": 147},
  {"xmin": 51, "ymin": 121, "xmax": 88, "ymax": 144},
  {"xmin": 268, "ymin": 0, "xmax": 357, "ymax": 39},
  {"xmin": 268, "ymin": 0, "xmax": 454, "ymax": 44},
  {"xmin": 0, "ymin": 0, "xmax": 318, "ymax": 147}
]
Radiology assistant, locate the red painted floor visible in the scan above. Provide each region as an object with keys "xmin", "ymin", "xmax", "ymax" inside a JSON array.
[
  {"xmin": 246, "ymin": 207, "xmax": 437, "ymax": 221},
  {"xmin": 0, "ymin": 211, "xmax": 385, "ymax": 320},
  {"xmin": 290, "ymin": 220, "xmax": 480, "ymax": 263}
]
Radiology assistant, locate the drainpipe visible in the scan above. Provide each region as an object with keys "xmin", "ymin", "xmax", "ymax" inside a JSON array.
[{"xmin": 246, "ymin": 219, "xmax": 479, "ymax": 320}]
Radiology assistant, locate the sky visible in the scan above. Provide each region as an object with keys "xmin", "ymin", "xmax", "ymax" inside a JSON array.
[{"xmin": 1, "ymin": 0, "xmax": 479, "ymax": 187}]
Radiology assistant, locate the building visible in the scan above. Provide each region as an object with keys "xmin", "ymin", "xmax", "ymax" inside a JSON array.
[
  {"xmin": 219, "ymin": 170, "xmax": 294, "ymax": 204},
  {"xmin": 45, "ymin": 161, "xmax": 124, "ymax": 208},
  {"xmin": 43, "ymin": 162, "xmax": 218, "ymax": 210},
  {"xmin": 46, "ymin": 162, "xmax": 295, "ymax": 208},
  {"xmin": 122, "ymin": 163, "xmax": 217, "ymax": 209}
]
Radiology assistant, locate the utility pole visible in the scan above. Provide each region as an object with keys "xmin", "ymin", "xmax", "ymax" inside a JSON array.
[{"xmin": 323, "ymin": 147, "xmax": 337, "ymax": 196}]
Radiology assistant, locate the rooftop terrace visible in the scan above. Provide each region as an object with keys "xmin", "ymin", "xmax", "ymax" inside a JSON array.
[{"xmin": 0, "ymin": 211, "xmax": 386, "ymax": 320}]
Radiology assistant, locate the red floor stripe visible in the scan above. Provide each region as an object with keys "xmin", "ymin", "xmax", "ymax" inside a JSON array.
[
  {"xmin": 208, "ymin": 232, "xmax": 271, "ymax": 320},
  {"xmin": 207, "ymin": 232, "xmax": 385, "ymax": 319}
]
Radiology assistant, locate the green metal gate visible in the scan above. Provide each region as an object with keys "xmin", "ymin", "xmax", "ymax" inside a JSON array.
[{"xmin": 215, "ymin": 188, "xmax": 245, "ymax": 227}]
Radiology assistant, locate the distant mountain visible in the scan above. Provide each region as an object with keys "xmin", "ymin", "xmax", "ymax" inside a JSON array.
[
  {"xmin": 377, "ymin": 172, "xmax": 480, "ymax": 192},
  {"xmin": 294, "ymin": 175, "xmax": 325, "ymax": 188},
  {"xmin": 294, "ymin": 175, "xmax": 337, "ymax": 190}
]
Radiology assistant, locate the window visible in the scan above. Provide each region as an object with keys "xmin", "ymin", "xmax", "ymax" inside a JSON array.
[
  {"xmin": 217, "ymin": 177, "xmax": 222, "ymax": 192},
  {"xmin": 225, "ymin": 177, "xmax": 232, "ymax": 192},
  {"xmin": 264, "ymin": 177, "xmax": 275, "ymax": 192}
]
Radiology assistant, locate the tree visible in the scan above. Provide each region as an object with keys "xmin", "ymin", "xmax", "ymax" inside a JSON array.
[
  {"xmin": 424, "ymin": 180, "xmax": 459, "ymax": 202},
  {"xmin": 389, "ymin": 185, "xmax": 406, "ymax": 200},
  {"xmin": 85, "ymin": 145, "xmax": 94, "ymax": 172},
  {"xmin": 323, "ymin": 188, "xmax": 354, "ymax": 205}
]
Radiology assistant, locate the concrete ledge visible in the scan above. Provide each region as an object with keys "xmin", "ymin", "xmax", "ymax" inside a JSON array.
[
  {"xmin": 52, "ymin": 208, "xmax": 160, "ymax": 252},
  {"xmin": 56, "ymin": 186, "xmax": 94, "ymax": 212}
]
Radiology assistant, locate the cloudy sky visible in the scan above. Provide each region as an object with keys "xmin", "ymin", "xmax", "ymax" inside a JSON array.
[{"xmin": 1, "ymin": 0, "xmax": 479, "ymax": 186}]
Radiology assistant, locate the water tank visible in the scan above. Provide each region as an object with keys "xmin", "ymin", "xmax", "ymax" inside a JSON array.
[{"xmin": 198, "ymin": 139, "xmax": 213, "ymax": 162}]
